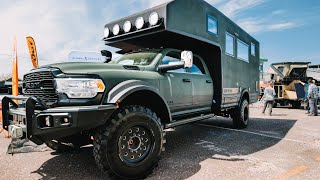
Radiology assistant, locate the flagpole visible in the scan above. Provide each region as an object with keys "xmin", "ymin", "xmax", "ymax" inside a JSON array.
[{"xmin": 12, "ymin": 37, "xmax": 19, "ymax": 99}]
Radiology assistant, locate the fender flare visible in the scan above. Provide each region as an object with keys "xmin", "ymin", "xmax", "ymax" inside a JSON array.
[
  {"xmin": 239, "ymin": 88, "xmax": 249, "ymax": 104},
  {"xmin": 105, "ymin": 80, "xmax": 172, "ymax": 122}
]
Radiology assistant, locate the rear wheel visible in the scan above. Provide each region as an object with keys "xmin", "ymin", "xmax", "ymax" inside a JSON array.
[
  {"xmin": 231, "ymin": 99, "xmax": 249, "ymax": 129},
  {"xmin": 93, "ymin": 105, "xmax": 165, "ymax": 179},
  {"xmin": 292, "ymin": 101, "xmax": 301, "ymax": 109}
]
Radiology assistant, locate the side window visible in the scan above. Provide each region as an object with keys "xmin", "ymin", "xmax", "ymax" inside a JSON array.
[
  {"xmin": 237, "ymin": 39, "xmax": 249, "ymax": 62},
  {"xmin": 162, "ymin": 51, "xmax": 186, "ymax": 73},
  {"xmin": 207, "ymin": 15, "xmax": 218, "ymax": 36},
  {"xmin": 226, "ymin": 32, "xmax": 235, "ymax": 56},
  {"xmin": 188, "ymin": 56, "xmax": 206, "ymax": 75},
  {"xmin": 251, "ymin": 43, "xmax": 256, "ymax": 56}
]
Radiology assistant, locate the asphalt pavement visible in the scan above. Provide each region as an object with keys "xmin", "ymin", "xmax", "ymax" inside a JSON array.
[{"xmin": 0, "ymin": 104, "xmax": 320, "ymax": 179}]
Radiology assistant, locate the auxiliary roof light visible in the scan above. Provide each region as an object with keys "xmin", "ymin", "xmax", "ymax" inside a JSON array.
[
  {"xmin": 149, "ymin": 12, "xmax": 159, "ymax": 26},
  {"xmin": 113, "ymin": 24, "xmax": 120, "ymax": 36},
  {"xmin": 135, "ymin": 17, "xmax": 144, "ymax": 30},
  {"xmin": 104, "ymin": 28, "xmax": 110, "ymax": 38},
  {"xmin": 123, "ymin": 21, "xmax": 132, "ymax": 33}
]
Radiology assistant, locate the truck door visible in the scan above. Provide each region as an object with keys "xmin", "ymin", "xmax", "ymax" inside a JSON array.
[
  {"xmin": 186, "ymin": 55, "xmax": 213, "ymax": 110},
  {"xmin": 159, "ymin": 51, "xmax": 193, "ymax": 114}
]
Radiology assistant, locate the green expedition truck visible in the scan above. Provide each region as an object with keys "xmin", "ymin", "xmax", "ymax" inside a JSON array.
[{"xmin": 2, "ymin": 0, "xmax": 260, "ymax": 179}]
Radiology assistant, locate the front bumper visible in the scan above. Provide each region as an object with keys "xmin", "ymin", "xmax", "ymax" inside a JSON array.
[{"xmin": 2, "ymin": 96, "xmax": 117, "ymax": 145}]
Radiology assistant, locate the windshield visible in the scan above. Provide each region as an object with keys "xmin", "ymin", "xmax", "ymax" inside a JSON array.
[{"xmin": 109, "ymin": 51, "xmax": 159, "ymax": 66}]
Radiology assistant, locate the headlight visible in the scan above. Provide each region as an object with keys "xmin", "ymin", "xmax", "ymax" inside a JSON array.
[
  {"xmin": 135, "ymin": 17, "xmax": 144, "ymax": 30},
  {"xmin": 123, "ymin": 21, "xmax": 132, "ymax": 33},
  {"xmin": 113, "ymin": 24, "xmax": 120, "ymax": 35},
  {"xmin": 104, "ymin": 28, "xmax": 110, "ymax": 38},
  {"xmin": 149, "ymin": 12, "xmax": 159, "ymax": 26},
  {"xmin": 55, "ymin": 78, "xmax": 105, "ymax": 99}
]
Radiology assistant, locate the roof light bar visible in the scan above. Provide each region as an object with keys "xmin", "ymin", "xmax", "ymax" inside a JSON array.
[
  {"xmin": 123, "ymin": 21, "xmax": 132, "ymax": 33},
  {"xmin": 149, "ymin": 12, "xmax": 159, "ymax": 26},
  {"xmin": 113, "ymin": 24, "xmax": 120, "ymax": 35},
  {"xmin": 135, "ymin": 17, "xmax": 144, "ymax": 30}
]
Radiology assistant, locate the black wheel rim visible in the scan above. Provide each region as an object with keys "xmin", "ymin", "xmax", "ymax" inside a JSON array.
[{"xmin": 118, "ymin": 125, "xmax": 154, "ymax": 166}]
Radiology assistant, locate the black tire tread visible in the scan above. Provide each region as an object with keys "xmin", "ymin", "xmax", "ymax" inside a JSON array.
[{"xmin": 93, "ymin": 105, "xmax": 165, "ymax": 179}]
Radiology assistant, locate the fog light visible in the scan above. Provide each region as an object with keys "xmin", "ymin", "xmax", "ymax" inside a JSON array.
[
  {"xmin": 63, "ymin": 117, "xmax": 69, "ymax": 123},
  {"xmin": 135, "ymin": 17, "xmax": 144, "ymax": 30},
  {"xmin": 45, "ymin": 116, "xmax": 52, "ymax": 127}
]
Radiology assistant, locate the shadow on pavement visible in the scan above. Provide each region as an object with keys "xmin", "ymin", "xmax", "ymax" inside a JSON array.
[{"xmin": 33, "ymin": 117, "xmax": 296, "ymax": 180}]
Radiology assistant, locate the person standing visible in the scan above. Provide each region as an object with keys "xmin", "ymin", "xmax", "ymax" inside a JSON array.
[
  {"xmin": 262, "ymin": 81, "xmax": 276, "ymax": 116},
  {"xmin": 298, "ymin": 80, "xmax": 310, "ymax": 114},
  {"xmin": 307, "ymin": 79, "xmax": 319, "ymax": 116}
]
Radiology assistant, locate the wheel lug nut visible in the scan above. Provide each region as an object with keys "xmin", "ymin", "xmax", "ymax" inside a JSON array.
[
  {"xmin": 131, "ymin": 155, "xmax": 134, "ymax": 159},
  {"xmin": 124, "ymin": 152, "xmax": 128, "ymax": 156},
  {"xmin": 136, "ymin": 128, "xmax": 139, "ymax": 132},
  {"xmin": 138, "ymin": 153, "xmax": 142, "ymax": 157},
  {"xmin": 142, "ymin": 131, "xmax": 145, "ymax": 135},
  {"xmin": 123, "ymin": 136, "xmax": 126, "ymax": 140},
  {"xmin": 145, "ymin": 138, "xmax": 148, "ymax": 142},
  {"xmin": 129, "ymin": 129, "xmax": 132, "ymax": 133}
]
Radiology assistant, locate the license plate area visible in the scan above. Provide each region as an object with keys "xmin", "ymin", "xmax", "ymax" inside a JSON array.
[{"xmin": 9, "ymin": 108, "xmax": 27, "ymax": 125}]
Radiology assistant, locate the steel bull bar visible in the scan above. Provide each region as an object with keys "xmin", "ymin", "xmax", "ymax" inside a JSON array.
[{"xmin": 2, "ymin": 96, "xmax": 117, "ymax": 145}]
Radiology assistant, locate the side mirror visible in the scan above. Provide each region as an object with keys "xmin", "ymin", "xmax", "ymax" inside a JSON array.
[
  {"xmin": 158, "ymin": 61, "xmax": 185, "ymax": 73},
  {"xmin": 101, "ymin": 50, "xmax": 112, "ymax": 63},
  {"xmin": 181, "ymin": 50, "xmax": 193, "ymax": 68}
]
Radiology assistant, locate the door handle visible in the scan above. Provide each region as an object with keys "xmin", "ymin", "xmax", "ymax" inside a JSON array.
[
  {"xmin": 206, "ymin": 80, "xmax": 212, "ymax": 83},
  {"xmin": 183, "ymin": 79, "xmax": 191, "ymax": 82}
]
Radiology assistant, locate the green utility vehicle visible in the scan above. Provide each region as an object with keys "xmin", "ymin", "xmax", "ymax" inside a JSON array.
[{"xmin": 2, "ymin": 0, "xmax": 260, "ymax": 179}]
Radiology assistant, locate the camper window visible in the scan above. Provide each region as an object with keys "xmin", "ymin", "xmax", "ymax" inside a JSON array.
[
  {"xmin": 251, "ymin": 43, "xmax": 255, "ymax": 56},
  {"xmin": 207, "ymin": 15, "xmax": 218, "ymax": 36},
  {"xmin": 226, "ymin": 32, "xmax": 235, "ymax": 56},
  {"xmin": 237, "ymin": 39, "xmax": 249, "ymax": 62}
]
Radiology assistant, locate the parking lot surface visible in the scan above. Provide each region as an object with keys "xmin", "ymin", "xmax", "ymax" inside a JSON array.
[{"xmin": 1, "ymin": 105, "xmax": 320, "ymax": 179}]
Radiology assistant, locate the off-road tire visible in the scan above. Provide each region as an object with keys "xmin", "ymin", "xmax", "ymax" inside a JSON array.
[
  {"xmin": 231, "ymin": 99, "xmax": 249, "ymax": 129},
  {"xmin": 93, "ymin": 105, "xmax": 165, "ymax": 179}
]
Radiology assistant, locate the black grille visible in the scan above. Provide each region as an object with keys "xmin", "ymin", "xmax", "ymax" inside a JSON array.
[{"xmin": 23, "ymin": 71, "xmax": 57, "ymax": 106}]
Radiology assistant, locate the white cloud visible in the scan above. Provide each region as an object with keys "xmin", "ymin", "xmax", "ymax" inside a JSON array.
[
  {"xmin": 218, "ymin": 0, "xmax": 265, "ymax": 18},
  {"xmin": 267, "ymin": 22, "xmax": 296, "ymax": 31},
  {"xmin": 0, "ymin": 0, "xmax": 105, "ymax": 77},
  {"xmin": 271, "ymin": 9, "xmax": 286, "ymax": 16},
  {"xmin": 237, "ymin": 18, "xmax": 297, "ymax": 34}
]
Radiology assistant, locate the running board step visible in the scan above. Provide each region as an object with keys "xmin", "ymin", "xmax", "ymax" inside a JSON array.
[{"xmin": 165, "ymin": 114, "xmax": 216, "ymax": 129}]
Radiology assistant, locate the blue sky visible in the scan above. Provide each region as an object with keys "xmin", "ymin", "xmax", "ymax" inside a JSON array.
[{"xmin": 0, "ymin": 0, "xmax": 319, "ymax": 77}]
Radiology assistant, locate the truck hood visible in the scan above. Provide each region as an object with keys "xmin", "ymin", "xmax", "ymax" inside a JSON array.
[{"xmin": 43, "ymin": 62, "xmax": 142, "ymax": 74}]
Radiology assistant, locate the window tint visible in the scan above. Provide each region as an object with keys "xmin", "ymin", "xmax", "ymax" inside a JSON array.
[
  {"xmin": 237, "ymin": 39, "xmax": 249, "ymax": 62},
  {"xmin": 188, "ymin": 56, "xmax": 205, "ymax": 75},
  {"xmin": 110, "ymin": 51, "xmax": 159, "ymax": 66},
  {"xmin": 226, "ymin": 32, "xmax": 234, "ymax": 56},
  {"xmin": 162, "ymin": 51, "xmax": 186, "ymax": 73},
  {"xmin": 251, "ymin": 43, "xmax": 256, "ymax": 56},
  {"xmin": 207, "ymin": 16, "xmax": 218, "ymax": 35}
]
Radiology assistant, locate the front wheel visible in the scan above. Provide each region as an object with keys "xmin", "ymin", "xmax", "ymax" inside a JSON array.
[
  {"xmin": 93, "ymin": 105, "xmax": 165, "ymax": 179},
  {"xmin": 231, "ymin": 99, "xmax": 249, "ymax": 129}
]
